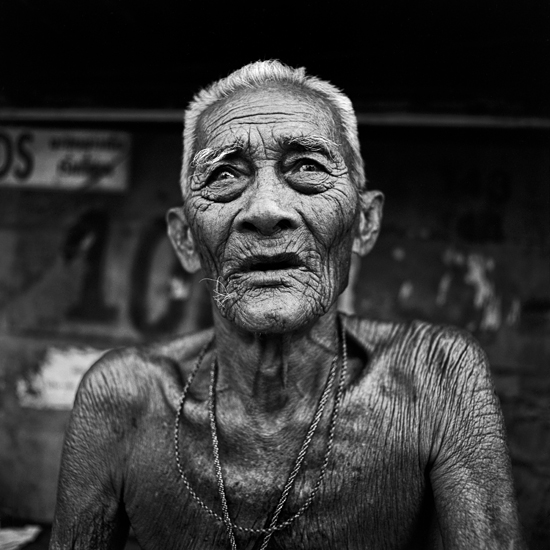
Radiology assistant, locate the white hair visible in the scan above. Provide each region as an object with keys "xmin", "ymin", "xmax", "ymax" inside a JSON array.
[{"xmin": 180, "ymin": 60, "xmax": 366, "ymax": 196}]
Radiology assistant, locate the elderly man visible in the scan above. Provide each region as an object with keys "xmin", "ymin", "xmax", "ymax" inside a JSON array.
[{"xmin": 50, "ymin": 61, "xmax": 523, "ymax": 549}]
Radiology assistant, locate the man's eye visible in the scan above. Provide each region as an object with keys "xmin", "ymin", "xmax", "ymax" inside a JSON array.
[
  {"xmin": 202, "ymin": 166, "xmax": 247, "ymax": 202},
  {"xmin": 286, "ymin": 160, "xmax": 334, "ymax": 194},
  {"xmin": 209, "ymin": 167, "xmax": 238, "ymax": 182},
  {"xmin": 295, "ymin": 160, "xmax": 324, "ymax": 173}
]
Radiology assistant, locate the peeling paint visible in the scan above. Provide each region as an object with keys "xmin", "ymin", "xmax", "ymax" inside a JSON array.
[
  {"xmin": 439, "ymin": 247, "xmax": 505, "ymax": 332},
  {"xmin": 398, "ymin": 280, "xmax": 414, "ymax": 302},
  {"xmin": 392, "ymin": 247, "xmax": 406, "ymax": 261},
  {"xmin": 464, "ymin": 254, "xmax": 495, "ymax": 309},
  {"xmin": 480, "ymin": 296, "xmax": 502, "ymax": 331},
  {"xmin": 506, "ymin": 298, "xmax": 521, "ymax": 326},
  {"xmin": 436, "ymin": 273, "xmax": 452, "ymax": 306},
  {"xmin": 443, "ymin": 248, "xmax": 466, "ymax": 267}
]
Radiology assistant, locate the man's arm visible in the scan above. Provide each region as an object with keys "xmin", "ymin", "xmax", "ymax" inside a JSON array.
[
  {"xmin": 427, "ymin": 331, "xmax": 524, "ymax": 549},
  {"xmin": 49, "ymin": 352, "xmax": 132, "ymax": 549}
]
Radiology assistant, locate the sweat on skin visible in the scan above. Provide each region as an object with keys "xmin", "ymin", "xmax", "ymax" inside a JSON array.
[{"xmin": 49, "ymin": 67, "xmax": 524, "ymax": 550}]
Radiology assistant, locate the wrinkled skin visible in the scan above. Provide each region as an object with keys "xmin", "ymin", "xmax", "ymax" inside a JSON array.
[
  {"xmin": 50, "ymin": 85, "xmax": 524, "ymax": 549},
  {"xmin": 172, "ymin": 85, "xmax": 376, "ymax": 334}
]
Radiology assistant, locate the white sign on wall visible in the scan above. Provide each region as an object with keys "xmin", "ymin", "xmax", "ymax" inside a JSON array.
[
  {"xmin": 0, "ymin": 127, "xmax": 131, "ymax": 192},
  {"xmin": 17, "ymin": 346, "xmax": 107, "ymax": 409}
]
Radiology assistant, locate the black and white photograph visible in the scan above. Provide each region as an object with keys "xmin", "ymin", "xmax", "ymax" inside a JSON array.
[{"xmin": 0, "ymin": 2, "xmax": 548, "ymax": 548}]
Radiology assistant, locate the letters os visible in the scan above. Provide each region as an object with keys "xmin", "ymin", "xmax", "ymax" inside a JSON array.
[{"xmin": 0, "ymin": 131, "xmax": 34, "ymax": 180}]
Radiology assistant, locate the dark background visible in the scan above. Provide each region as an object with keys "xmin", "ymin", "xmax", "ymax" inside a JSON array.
[{"xmin": 1, "ymin": 0, "xmax": 549, "ymax": 116}]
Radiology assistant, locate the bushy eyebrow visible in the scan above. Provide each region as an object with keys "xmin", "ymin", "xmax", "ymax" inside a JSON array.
[
  {"xmin": 281, "ymin": 135, "xmax": 340, "ymax": 161},
  {"xmin": 191, "ymin": 144, "xmax": 244, "ymax": 170}
]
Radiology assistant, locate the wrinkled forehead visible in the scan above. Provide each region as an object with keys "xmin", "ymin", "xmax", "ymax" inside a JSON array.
[{"xmin": 195, "ymin": 84, "xmax": 345, "ymax": 152}]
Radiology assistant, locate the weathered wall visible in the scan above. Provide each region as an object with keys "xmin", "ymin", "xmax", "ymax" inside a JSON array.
[
  {"xmin": 0, "ymin": 127, "xmax": 213, "ymax": 523},
  {"xmin": 0, "ymin": 122, "xmax": 548, "ymax": 547}
]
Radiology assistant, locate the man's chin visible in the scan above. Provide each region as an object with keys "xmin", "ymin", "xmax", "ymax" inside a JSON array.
[{"xmin": 222, "ymin": 294, "xmax": 322, "ymax": 334}]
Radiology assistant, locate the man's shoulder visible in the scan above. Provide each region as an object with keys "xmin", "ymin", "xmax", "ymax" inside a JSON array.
[
  {"xmin": 345, "ymin": 314, "xmax": 488, "ymax": 377},
  {"xmin": 77, "ymin": 328, "xmax": 214, "ymax": 407},
  {"xmin": 346, "ymin": 313, "xmax": 473, "ymax": 346}
]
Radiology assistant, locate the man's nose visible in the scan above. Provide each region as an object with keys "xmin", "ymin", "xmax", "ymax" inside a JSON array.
[{"xmin": 235, "ymin": 167, "xmax": 300, "ymax": 236}]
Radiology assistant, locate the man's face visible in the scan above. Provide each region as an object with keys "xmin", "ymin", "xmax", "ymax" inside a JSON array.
[{"xmin": 184, "ymin": 85, "xmax": 361, "ymax": 333}]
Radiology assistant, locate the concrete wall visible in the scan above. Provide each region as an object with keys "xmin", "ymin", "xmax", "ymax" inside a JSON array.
[{"xmin": 0, "ymin": 122, "xmax": 548, "ymax": 547}]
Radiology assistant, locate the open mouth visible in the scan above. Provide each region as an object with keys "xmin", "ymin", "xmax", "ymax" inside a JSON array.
[{"xmin": 244, "ymin": 253, "xmax": 303, "ymax": 273}]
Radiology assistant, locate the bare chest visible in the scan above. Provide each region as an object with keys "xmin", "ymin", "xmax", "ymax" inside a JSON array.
[{"xmin": 123, "ymin": 383, "xmax": 437, "ymax": 549}]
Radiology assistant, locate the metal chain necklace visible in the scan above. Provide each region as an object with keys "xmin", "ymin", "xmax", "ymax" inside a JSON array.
[{"xmin": 174, "ymin": 318, "xmax": 348, "ymax": 549}]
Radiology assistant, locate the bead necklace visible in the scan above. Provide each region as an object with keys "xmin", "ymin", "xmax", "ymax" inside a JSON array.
[{"xmin": 174, "ymin": 318, "xmax": 348, "ymax": 549}]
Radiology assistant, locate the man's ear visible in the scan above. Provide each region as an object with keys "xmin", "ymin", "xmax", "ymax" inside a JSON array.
[
  {"xmin": 167, "ymin": 207, "xmax": 202, "ymax": 273},
  {"xmin": 352, "ymin": 190, "xmax": 384, "ymax": 256}
]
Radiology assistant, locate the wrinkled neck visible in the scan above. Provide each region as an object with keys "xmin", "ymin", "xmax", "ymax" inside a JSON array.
[{"xmin": 212, "ymin": 306, "xmax": 342, "ymax": 414}]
